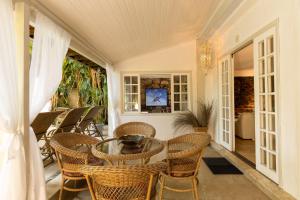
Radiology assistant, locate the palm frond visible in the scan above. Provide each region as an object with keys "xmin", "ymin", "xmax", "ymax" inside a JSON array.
[
  {"xmin": 173, "ymin": 101, "xmax": 214, "ymax": 131},
  {"xmin": 198, "ymin": 100, "xmax": 214, "ymax": 127},
  {"xmin": 173, "ymin": 111, "xmax": 201, "ymax": 131}
]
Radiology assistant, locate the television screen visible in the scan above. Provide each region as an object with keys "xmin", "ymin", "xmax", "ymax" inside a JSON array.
[{"xmin": 146, "ymin": 88, "xmax": 168, "ymax": 106}]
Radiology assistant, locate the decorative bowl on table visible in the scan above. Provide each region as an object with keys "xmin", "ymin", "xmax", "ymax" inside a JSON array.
[
  {"xmin": 119, "ymin": 135, "xmax": 144, "ymax": 147},
  {"xmin": 119, "ymin": 135, "xmax": 145, "ymax": 154}
]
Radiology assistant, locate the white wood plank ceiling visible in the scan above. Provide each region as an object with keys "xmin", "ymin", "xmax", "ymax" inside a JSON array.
[{"xmin": 36, "ymin": 0, "xmax": 242, "ymax": 63}]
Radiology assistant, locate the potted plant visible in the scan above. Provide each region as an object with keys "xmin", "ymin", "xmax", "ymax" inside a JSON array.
[{"xmin": 173, "ymin": 101, "xmax": 213, "ymax": 133}]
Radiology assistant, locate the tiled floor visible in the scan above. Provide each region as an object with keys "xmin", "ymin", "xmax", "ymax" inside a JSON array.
[
  {"xmin": 235, "ymin": 137, "xmax": 256, "ymax": 164},
  {"xmin": 48, "ymin": 146, "xmax": 269, "ymax": 200}
]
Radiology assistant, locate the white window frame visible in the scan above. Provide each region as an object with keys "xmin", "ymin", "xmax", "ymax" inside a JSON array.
[
  {"xmin": 171, "ymin": 73, "xmax": 191, "ymax": 113},
  {"xmin": 121, "ymin": 72, "xmax": 191, "ymax": 114},
  {"xmin": 122, "ymin": 74, "xmax": 140, "ymax": 113}
]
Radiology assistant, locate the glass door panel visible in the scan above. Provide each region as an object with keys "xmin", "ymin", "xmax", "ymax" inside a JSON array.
[{"xmin": 254, "ymin": 27, "xmax": 279, "ymax": 183}]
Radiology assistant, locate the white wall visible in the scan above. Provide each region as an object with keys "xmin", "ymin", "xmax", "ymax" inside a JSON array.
[
  {"xmin": 204, "ymin": 0, "xmax": 300, "ymax": 198},
  {"xmin": 234, "ymin": 68, "xmax": 254, "ymax": 77},
  {"xmin": 113, "ymin": 41, "xmax": 199, "ymax": 140}
]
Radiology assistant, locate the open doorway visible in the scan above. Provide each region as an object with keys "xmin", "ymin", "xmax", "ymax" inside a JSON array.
[{"xmin": 233, "ymin": 43, "xmax": 256, "ymax": 165}]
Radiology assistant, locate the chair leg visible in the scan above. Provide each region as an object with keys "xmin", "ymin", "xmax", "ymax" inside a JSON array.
[
  {"xmin": 59, "ymin": 177, "xmax": 65, "ymax": 200},
  {"xmin": 192, "ymin": 178, "xmax": 199, "ymax": 200},
  {"xmin": 159, "ymin": 176, "xmax": 165, "ymax": 200},
  {"xmin": 196, "ymin": 176, "xmax": 199, "ymax": 185},
  {"xmin": 92, "ymin": 121, "xmax": 104, "ymax": 140}
]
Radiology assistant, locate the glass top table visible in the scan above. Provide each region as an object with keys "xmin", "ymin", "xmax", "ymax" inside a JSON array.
[{"xmin": 92, "ymin": 137, "xmax": 165, "ymax": 165}]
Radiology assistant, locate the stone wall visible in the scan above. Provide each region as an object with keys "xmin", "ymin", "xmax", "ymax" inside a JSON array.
[{"xmin": 234, "ymin": 76, "xmax": 254, "ymax": 113}]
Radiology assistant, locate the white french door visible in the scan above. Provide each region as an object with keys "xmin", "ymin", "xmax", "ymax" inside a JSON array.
[
  {"xmin": 254, "ymin": 27, "xmax": 279, "ymax": 183},
  {"xmin": 219, "ymin": 55, "xmax": 234, "ymax": 151}
]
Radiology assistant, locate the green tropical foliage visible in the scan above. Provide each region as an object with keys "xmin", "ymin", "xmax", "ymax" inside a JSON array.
[
  {"xmin": 52, "ymin": 58, "xmax": 108, "ymax": 124},
  {"xmin": 173, "ymin": 101, "xmax": 214, "ymax": 131}
]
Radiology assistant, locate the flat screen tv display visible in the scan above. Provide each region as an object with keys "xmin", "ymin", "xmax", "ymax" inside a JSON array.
[{"xmin": 146, "ymin": 88, "xmax": 168, "ymax": 107}]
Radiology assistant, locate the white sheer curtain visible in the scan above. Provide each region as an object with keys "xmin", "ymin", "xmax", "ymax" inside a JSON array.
[
  {"xmin": 0, "ymin": 0, "xmax": 26, "ymax": 199},
  {"xmin": 28, "ymin": 13, "xmax": 71, "ymax": 200},
  {"xmin": 106, "ymin": 64, "xmax": 120, "ymax": 137}
]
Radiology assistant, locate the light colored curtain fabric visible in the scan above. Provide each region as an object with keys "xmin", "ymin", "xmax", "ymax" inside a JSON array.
[
  {"xmin": 106, "ymin": 65, "xmax": 120, "ymax": 137},
  {"xmin": 0, "ymin": 0, "xmax": 26, "ymax": 199},
  {"xmin": 28, "ymin": 13, "xmax": 71, "ymax": 200}
]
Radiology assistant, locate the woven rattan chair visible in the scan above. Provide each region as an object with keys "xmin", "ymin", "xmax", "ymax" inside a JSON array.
[
  {"xmin": 81, "ymin": 162, "xmax": 167, "ymax": 200},
  {"xmin": 50, "ymin": 133, "xmax": 103, "ymax": 200},
  {"xmin": 75, "ymin": 106, "xmax": 105, "ymax": 139},
  {"xmin": 49, "ymin": 107, "xmax": 87, "ymax": 135},
  {"xmin": 114, "ymin": 122, "xmax": 156, "ymax": 138},
  {"xmin": 45, "ymin": 107, "xmax": 87, "ymax": 161},
  {"xmin": 159, "ymin": 132, "xmax": 211, "ymax": 200},
  {"xmin": 31, "ymin": 111, "xmax": 64, "ymax": 141},
  {"xmin": 31, "ymin": 111, "xmax": 64, "ymax": 163}
]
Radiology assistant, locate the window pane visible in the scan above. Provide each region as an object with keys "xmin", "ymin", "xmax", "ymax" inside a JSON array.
[
  {"xmin": 131, "ymin": 76, "xmax": 138, "ymax": 84},
  {"xmin": 181, "ymin": 75, "xmax": 187, "ymax": 83},
  {"xmin": 132, "ymin": 94, "xmax": 138, "ymax": 103},
  {"xmin": 268, "ymin": 114, "xmax": 275, "ymax": 132},
  {"xmin": 260, "ymin": 131, "xmax": 266, "ymax": 147},
  {"xmin": 124, "ymin": 76, "xmax": 130, "ymax": 84},
  {"xmin": 259, "ymin": 78, "xmax": 265, "ymax": 93},
  {"xmin": 174, "ymin": 94, "xmax": 180, "ymax": 102},
  {"xmin": 181, "ymin": 93, "xmax": 188, "ymax": 102},
  {"xmin": 269, "ymin": 153, "xmax": 276, "ymax": 171},
  {"xmin": 125, "ymin": 85, "xmax": 131, "ymax": 93},
  {"xmin": 174, "ymin": 85, "xmax": 180, "ymax": 93},
  {"xmin": 268, "ymin": 95, "xmax": 275, "ymax": 112},
  {"xmin": 226, "ymin": 120, "xmax": 229, "ymax": 131},
  {"xmin": 260, "ymin": 113, "xmax": 266, "ymax": 129},
  {"xmin": 267, "ymin": 36, "xmax": 274, "ymax": 54},
  {"xmin": 174, "ymin": 103, "xmax": 180, "ymax": 111},
  {"xmin": 181, "ymin": 85, "xmax": 188, "ymax": 92},
  {"xmin": 268, "ymin": 76, "xmax": 275, "ymax": 93},
  {"xmin": 259, "ymin": 41, "xmax": 265, "ymax": 58},
  {"xmin": 260, "ymin": 95, "xmax": 266, "ymax": 111},
  {"xmin": 260, "ymin": 149, "xmax": 267, "ymax": 165},
  {"xmin": 124, "ymin": 103, "xmax": 132, "ymax": 112},
  {"xmin": 132, "ymin": 103, "xmax": 139, "ymax": 111},
  {"xmin": 174, "ymin": 76, "xmax": 180, "ymax": 83},
  {"xmin": 125, "ymin": 94, "xmax": 131, "ymax": 103},
  {"xmin": 269, "ymin": 133, "xmax": 276, "ymax": 151},
  {"xmin": 132, "ymin": 85, "xmax": 138, "ymax": 93},
  {"xmin": 259, "ymin": 60, "xmax": 265, "ymax": 75},
  {"xmin": 267, "ymin": 56, "xmax": 274, "ymax": 73}
]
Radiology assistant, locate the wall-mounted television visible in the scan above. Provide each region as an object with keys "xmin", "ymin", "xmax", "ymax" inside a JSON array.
[{"xmin": 146, "ymin": 88, "xmax": 168, "ymax": 107}]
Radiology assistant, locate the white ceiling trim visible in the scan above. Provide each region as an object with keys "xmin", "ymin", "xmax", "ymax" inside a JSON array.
[
  {"xmin": 30, "ymin": 0, "xmax": 112, "ymax": 66},
  {"xmin": 196, "ymin": 0, "xmax": 244, "ymax": 43}
]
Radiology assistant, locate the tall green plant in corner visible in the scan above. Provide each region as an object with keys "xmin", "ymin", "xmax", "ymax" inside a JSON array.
[{"xmin": 173, "ymin": 101, "xmax": 214, "ymax": 132}]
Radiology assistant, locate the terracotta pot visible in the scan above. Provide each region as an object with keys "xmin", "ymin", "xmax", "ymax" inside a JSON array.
[{"xmin": 194, "ymin": 127, "xmax": 208, "ymax": 133}]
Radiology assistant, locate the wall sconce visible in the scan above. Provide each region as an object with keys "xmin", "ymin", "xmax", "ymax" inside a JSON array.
[{"xmin": 198, "ymin": 41, "xmax": 214, "ymax": 74}]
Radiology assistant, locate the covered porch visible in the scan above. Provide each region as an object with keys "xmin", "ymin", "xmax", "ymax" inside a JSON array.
[{"xmin": 0, "ymin": 0, "xmax": 300, "ymax": 200}]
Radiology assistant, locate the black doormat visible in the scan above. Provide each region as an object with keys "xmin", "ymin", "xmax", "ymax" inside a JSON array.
[{"xmin": 203, "ymin": 157, "xmax": 243, "ymax": 175}]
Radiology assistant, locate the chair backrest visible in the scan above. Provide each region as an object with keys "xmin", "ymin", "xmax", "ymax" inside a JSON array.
[
  {"xmin": 50, "ymin": 133, "xmax": 100, "ymax": 171},
  {"xmin": 166, "ymin": 132, "xmax": 211, "ymax": 177},
  {"xmin": 76, "ymin": 106, "xmax": 104, "ymax": 132},
  {"xmin": 31, "ymin": 111, "xmax": 63, "ymax": 141},
  {"xmin": 81, "ymin": 162, "xmax": 167, "ymax": 200},
  {"xmin": 114, "ymin": 122, "xmax": 156, "ymax": 138},
  {"xmin": 55, "ymin": 107, "xmax": 87, "ymax": 134}
]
